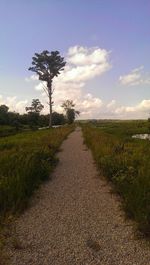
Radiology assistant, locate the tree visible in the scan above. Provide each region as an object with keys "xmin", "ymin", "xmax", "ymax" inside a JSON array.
[
  {"xmin": 61, "ymin": 100, "xmax": 80, "ymax": 124},
  {"xmin": 0, "ymin": 105, "xmax": 9, "ymax": 125},
  {"xmin": 148, "ymin": 117, "xmax": 150, "ymax": 132},
  {"xmin": 0, "ymin": 105, "xmax": 9, "ymax": 113},
  {"xmin": 52, "ymin": 112, "xmax": 65, "ymax": 125},
  {"xmin": 26, "ymin": 99, "xmax": 44, "ymax": 128},
  {"xmin": 8, "ymin": 111, "xmax": 20, "ymax": 126},
  {"xmin": 61, "ymin": 100, "xmax": 75, "ymax": 111},
  {"xmin": 25, "ymin": 99, "xmax": 44, "ymax": 113},
  {"xmin": 28, "ymin": 50, "xmax": 66, "ymax": 128}
]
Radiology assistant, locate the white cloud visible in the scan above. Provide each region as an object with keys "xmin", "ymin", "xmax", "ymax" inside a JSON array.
[
  {"xmin": 35, "ymin": 82, "xmax": 47, "ymax": 91},
  {"xmin": 26, "ymin": 45, "xmax": 111, "ymax": 118},
  {"xmin": 75, "ymin": 93, "xmax": 103, "ymax": 119},
  {"xmin": 119, "ymin": 66, "xmax": 150, "ymax": 86},
  {"xmin": 114, "ymin": 99, "xmax": 150, "ymax": 119},
  {"xmin": 25, "ymin": 75, "xmax": 38, "ymax": 82},
  {"xmin": 106, "ymin": 99, "xmax": 116, "ymax": 109},
  {"xmin": 24, "ymin": 46, "xmax": 150, "ymax": 119},
  {"xmin": 68, "ymin": 46, "xmax": 110, "ymax": 66},
  {"xmin": 62, "ymin": 46, "xmax": 111, "ymax": 83},
  {"xmin": 0, "ymin": 95, "xmax": 28, "ymax": 113}
]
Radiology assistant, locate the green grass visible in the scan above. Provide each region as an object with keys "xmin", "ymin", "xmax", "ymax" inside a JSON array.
[
  {"xmin": 0, "ymin": 126, "xmax": 73, "ymax": 217},
  {"xmin": 0, "ymin": 125, "xmax": 74, "ymax": 263},
  {"xmin": 0, "ymin": 126, "xmax": 18, "ymax": 137},
  {"xmin": 82, "ymin": 120, "xmax": 150, "ymax": 237}
]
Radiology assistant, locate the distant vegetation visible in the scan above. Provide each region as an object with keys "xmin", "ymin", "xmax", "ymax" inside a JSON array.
[
  {"xmin": 0, "ymin": 126, "xmax": 73, "ymax": 219},
  {"xmin": 61, "ymin": 100, "xmax": 80, "ymax": 124},
  {"xmin": 82, "ymin": 120, "xmax": 150, "ymax": 237},
  {"xmin": 0, "ymin": 100, "xmax": 66, "ymax": 137},
  {"xmin": 0, "ymin": 97, "xmax": 80, "ymax": 137}
]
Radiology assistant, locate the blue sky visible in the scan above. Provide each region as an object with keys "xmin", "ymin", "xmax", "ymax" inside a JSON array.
[{"xmin": 0, "ymin": 0, "xmax": 150, "ymax": 118}]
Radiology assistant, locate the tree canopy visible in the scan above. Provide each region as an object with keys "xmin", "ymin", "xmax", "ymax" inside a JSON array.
[
  {"xmin": 29, "ymin": 50, "xmax": 66, "ymax": 127},
  {"xmin": 25, "ymin": 99, "xmax": 44, "ymax": 114},
  {"xmin": 0, "ymin": 105, "xmax": 9, "ymax": 113},
  {"xmin": 61, "ymin": 100, "xmax": 80, "ymax": 124},
  {"xmin": 29, "ymin": 50, "xmax": 66, "ymax": 82}
]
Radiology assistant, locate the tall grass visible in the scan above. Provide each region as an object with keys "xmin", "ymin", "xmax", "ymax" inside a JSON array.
[
  {"xmin": 0, "ymin": 126, "xmax": 73, "ymax": 217},
  {"xmin": 0, "ymin": 126, "xmax": 17, "ymax": 137},
  {"xmin": 82, "ymin": 121, "xmax": 150, "ymax": 237}
]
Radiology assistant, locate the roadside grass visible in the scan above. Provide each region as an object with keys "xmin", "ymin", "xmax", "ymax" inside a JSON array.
[
  {"xmin": 0, "ymin": 125, "xmax": 32, "ymax": 138},
  {"xmin": 0, "ymin": 126, "xmax": 73, "ymax": 219},
  {"xmin": 82, "ymin": 121, "xmax": 150, "ymax": 237},
  {"xmin": 0, "ymin": 126, "xmax": 18, "ymax": 137},
  {"xmin": 0, "ymin": 125, "xmax": 74, "ymax": 262}
]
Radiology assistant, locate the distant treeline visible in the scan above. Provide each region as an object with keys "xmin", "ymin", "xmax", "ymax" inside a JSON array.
[{"xmin": 0, "ymin": 104, "xmax": 65, "ymax": 130}]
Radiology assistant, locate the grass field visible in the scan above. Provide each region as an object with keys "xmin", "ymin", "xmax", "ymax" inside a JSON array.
[
  {"xmin": 82, "ymin": 120, "xmax": 150, "ymax": 237},
  {"xmin": 0, "ymin": 126, "xmax": 18, "ymax": 137},
  {"xmin": 0, "ymin": 126, "xmax": 73, "ymax": 218}
]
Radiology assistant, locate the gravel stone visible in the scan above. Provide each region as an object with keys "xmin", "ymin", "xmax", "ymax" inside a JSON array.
[{"xmin": 6, "ymin": 128, "xmax": 150, "ymax": 264}]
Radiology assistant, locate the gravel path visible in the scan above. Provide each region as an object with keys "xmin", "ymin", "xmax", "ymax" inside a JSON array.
[{"xmin": 7, "ymin": 128, "xmax": 150, "ymax": 264}]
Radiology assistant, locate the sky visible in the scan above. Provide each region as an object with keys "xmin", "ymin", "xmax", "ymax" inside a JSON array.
[{"xmin": 0, "ymin": 0, "xmax": 150, "ymax": 119}]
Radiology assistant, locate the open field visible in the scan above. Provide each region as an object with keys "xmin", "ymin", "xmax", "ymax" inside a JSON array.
[
  {"xmin": 82, "ymin": 120, "xmax": 150, "ymax": 237},
  {"xmin": 0, "ymin": 126, "xmax": 19, "ymax": 137},
  {"xmin": 0, "ymin": 126, "xmax": 73, "ymax": 218}
]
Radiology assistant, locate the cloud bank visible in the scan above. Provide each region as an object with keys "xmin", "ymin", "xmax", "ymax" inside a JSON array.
[
  {"xmin": 2, "ymin": 45, "xmax": 150, "ymax": 119},
  {"xmin": 119, "ymin": 66, "xmax": 150, "ymax": 86},
  {"xmin": 0, "ymin": 95, "xmax": 28, "ymax": 113},
  {"xmin": 31, "ymin": 45, "xmax": 111, "ymax": 118}
]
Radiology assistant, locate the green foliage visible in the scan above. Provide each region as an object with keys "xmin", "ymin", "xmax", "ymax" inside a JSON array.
[
  {"xmin": 0, "ymin": 102, "xmax": 66, "ymax": 133},
  {"xmin": 0, "ymin": 105, "xmax": 9, "ymax": 114},
  {"xmin": 0, "ymin": 126, "xmax": 73, "ymax": 217},
  {"xmin": 61, "ymin": 100, "xmax": 80, "ymax": 124},
  {"xmin": 0, "ymin": 105, "xmax": 9, "ymax": 125},
  {"xmin": 82, "ymin": 121, "xmax": 150, "ymax": 237},
  {"xmin": 26, "ymin": 99, "xmax": 44, "ymax": 114},
  {"xmin": 61, "ymin": 99, "xmax": 75, "ymax": 110},
  {"xmin": 66, "ymin": 109, "xmax": 75, "ymax": 124},
  {"xmin": 26, "ymin": 98, "xmax": 44, "ymax": 114},
  {"xmin": 29, "ymin": 50, "xmax": 66, "ymax": 81},
  {"xmin": 29, "ymin": 50, "xmax": 66, "ymax": 127},
  {"xmin": 148, "ymin": 117, "xmax": 150, "ymax": 132},
  {"xmin": 0, "ymin": 126, "xmax": 17, "ymax": 137},
  {"xmin": 52, "ymin": 112, "xmax": 65, "ymax": 125},
  {"xmin": 25, "ymin": 99, "xmax": 44, "ymax": 128}
]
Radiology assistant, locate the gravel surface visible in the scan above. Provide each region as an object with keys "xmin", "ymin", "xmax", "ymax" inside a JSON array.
[{"xmin": 6, "ymin": 128, "xmax": 150, "ymax": 264}]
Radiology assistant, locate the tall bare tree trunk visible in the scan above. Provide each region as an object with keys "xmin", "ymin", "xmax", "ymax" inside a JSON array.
[{"xmin": 48, "ymin": 79, "xmax": 52, "ymax": 128}]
